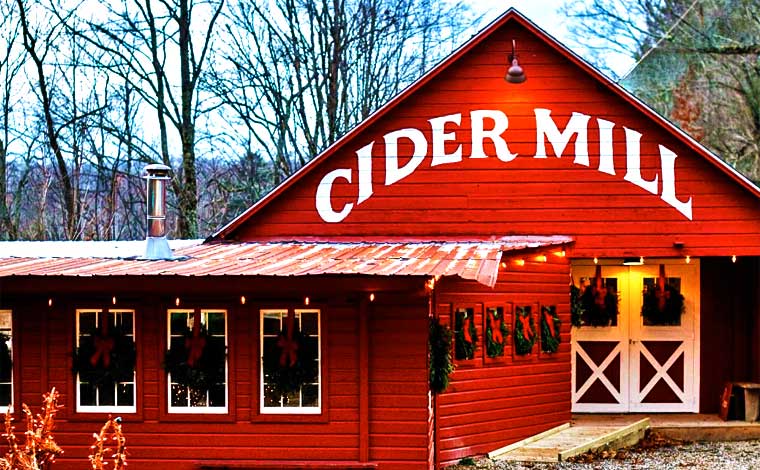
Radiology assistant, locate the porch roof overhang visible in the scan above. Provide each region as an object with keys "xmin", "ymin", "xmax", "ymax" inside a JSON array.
[{"xmin": 0, "ymin": 236, "xmax": 572, "ymax": 287}]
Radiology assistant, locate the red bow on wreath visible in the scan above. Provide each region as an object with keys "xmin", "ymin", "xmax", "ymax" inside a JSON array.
[
  {"xmin": 519, "ymin": 311, "xmax": 534, "ymax": 340},
  {"xmin": 488, "ymin": 311, "xmax": 503, "ymax": 344},
  {"xmin": 655, "ymin": 264, "xmax": 670, "ymax": 313},
  {"xmin": 462, "ymin": 315, "xmax": 473, "ymax": 343},
  {"xmin": 592, "ymin": 264, "xmax": 607, "ymax": 309},
  {"xmin": 278, "ymin": 310, "xmax": 299, "ymax": 368},
  {"xmin": 90, "ymin": 312, "xmax": 115, "ymax": 368},
  {"xmin": 185, "ymin": 311, "xmax": 206, "ymax": 368},
  {"xmin": 543, "ymin": 308, "xmax": 557, "ymax": 338}
]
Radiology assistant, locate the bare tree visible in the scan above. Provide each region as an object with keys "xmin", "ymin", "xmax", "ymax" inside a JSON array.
[
  {"xmin": 0, "ymin": 0, "xmax": 24, "ymax": 240},
  {"xmin": 565, "ymin": 0, "xmax": 760, "ymax": 182},
  {"xmin": 210, "ymin": 0, "xmax": 473, "ymax": 182},
  {"xmin": 71, "ymin": 0, "xmax": 225, "ymax": 238}
]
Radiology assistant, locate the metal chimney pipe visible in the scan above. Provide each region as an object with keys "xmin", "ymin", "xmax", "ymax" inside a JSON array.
[{"xmin": 143, "ymin": 164, "xmax": 173, "ymax": 259}]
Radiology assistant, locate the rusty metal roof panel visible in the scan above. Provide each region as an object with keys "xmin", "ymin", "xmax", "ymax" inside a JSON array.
[{"xmin": 0, "ymin": 236, "xmax": 572, "ymax": 287}]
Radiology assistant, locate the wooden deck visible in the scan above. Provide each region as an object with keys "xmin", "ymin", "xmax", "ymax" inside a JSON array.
[
  {"xmin": 489, "ymin": 414, "xmax": 760, "ymax": 463},
  {"xmin": 574, "ymin": 413, "xmax": 760, "ymax": 442},
  {"xmin": 489, "ymin": 419, "xmax": 650, "ymax": 462}
]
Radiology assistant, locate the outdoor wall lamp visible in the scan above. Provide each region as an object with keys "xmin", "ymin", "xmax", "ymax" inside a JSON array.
[{"xmin": 505, "ymin": 39, "xmax": 526, "ymax": 84}]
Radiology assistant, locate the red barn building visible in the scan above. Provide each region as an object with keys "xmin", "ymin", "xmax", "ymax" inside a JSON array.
[{"xmin": 1, "ymin": 8, "xmax": 760, "ymax": 469}]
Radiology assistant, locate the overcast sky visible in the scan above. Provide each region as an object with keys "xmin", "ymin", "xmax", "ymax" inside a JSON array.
[{"xmin": 466, "ymin": 0, "xmax": 635, "ymax": 78}]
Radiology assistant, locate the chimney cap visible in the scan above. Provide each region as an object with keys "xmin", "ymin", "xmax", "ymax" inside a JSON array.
[{"xmin": 143, "ymin": 163, "xmax": 171, "ymax": 178}]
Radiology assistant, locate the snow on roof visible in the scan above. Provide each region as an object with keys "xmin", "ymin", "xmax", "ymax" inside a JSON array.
[{"xmin": 0, "ymin": 239, "xmax": 204, "ymax": 259}]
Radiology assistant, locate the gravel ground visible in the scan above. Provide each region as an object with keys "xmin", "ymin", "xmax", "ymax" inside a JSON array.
[{"xmin": 446, "ymin": 440, "xmax": 760, "ymax": 470}]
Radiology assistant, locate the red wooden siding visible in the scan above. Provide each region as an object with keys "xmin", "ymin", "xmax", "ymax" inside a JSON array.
[
  {"xmin": 434, "ymin": 255, "xmax": 571, "ymax": 465},
  {"xmin": 226, "ymin": 19, "xmax": 760, "ymax": 257},
  {"xmin": 368, "ymin": 297, "xmax": 430, "ymax": 470},
  {"xmin": 0, "ymin": 276, "xmax": 431, "ymax": 470}
]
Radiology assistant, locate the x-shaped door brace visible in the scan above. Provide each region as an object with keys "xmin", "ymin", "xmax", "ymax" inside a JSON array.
[
  {"xmin": 636, "ymin": 342, "xmax": 686, "ymax": 403},
  {"xmin": 573, "ymin": 343, "xmax": 622, "ymax": 404}
]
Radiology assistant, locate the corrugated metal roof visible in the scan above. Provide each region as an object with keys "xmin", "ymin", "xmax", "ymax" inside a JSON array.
[{"xmin": 0, "ymin": 236, "xmax": 572, "ymax": 287}]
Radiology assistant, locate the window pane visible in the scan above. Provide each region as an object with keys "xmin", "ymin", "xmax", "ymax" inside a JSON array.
[
  {"xmin": 0, "ymin": 345, "xmax": 10, "ymax": 382},
  {"xmin": 169, "ymin": 336, "xmax": 184, "ymax": 351},
  {"xmin": 283, "ymin": 390, "xmax": 300, "ymax": 407},
  {"xmin": 98, "ymin": 383, "xmax": 115, "ymax": 406},
  {"xmin": 80, "ymin": 383, "xmax": 97, "ymax": 406},
  {"xmin": 189, "ymin": 387, "xmax": 207, "ymax": 407},
  {"xmin": 0, "ymin": 384, "xmax": 11, "ymax": 406},
  {"xmin": 171, "ymin": 384, "xmax": 188, "ymax": 407},
  {"xmin": 262, "ymin": 337, "xmax": 278, "ymax": 377},
  {"xmin": 262, "ymin": 313, "xmax": 280, "ymax": 335},
  {"xmin": 117, "ymin": 383, "xmax": 134, "ymax": 407},
  {"xmin": 642, "ymin": 277, "xmax": 683, "ymax": 326},
  {"xmin": 302, "ymin": 384, "xmax": 318, "ymax": 407},
  {"xmin": 170, "ymin": 312, "xmax": 188, "ymax": 334},
  {"xmin": 117, "ymin": 313, "xmax": 133, "ymax": 335},
  {"xmin": 206, "ymin": 312, "xmax": 225, "ymax": 336},
  {"xmin": 208, "ymin": 384, "xmax": 225, "ymax": 407},
  {"xmin": 263, "ymin": 384, "xmax": 279, "ymax": 407},
  {"xmin": 301, "ymin": 312, "xmax": 318, "ymax": 336},
  {"xmin": 79, "ymin": 311, "xmax": 97, "ymax": 333}
]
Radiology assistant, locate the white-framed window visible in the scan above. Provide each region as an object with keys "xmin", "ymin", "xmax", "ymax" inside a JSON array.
[
  {"xmin": 0, "ymin": 310, "xmax": 13, "ymax": 411},
  {"xmin": 167, "ymin": 309, "xmax": 228, "ymax": 413},
  {"xmin": 76, "ymin": 309, "xmax": 136, "ymax": 413},
  {"xmin": 260, "ymin": 309, "xmax": 321, "ymax": 414}
]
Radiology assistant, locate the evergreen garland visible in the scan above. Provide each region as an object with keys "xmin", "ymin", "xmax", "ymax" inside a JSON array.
[
  {"xmin": 73, "ymin": 324, "xmax": 136, "ymax": 387},
  {"xmin": 454, "ymin": 309, "xmax": 477, "ymax": 360},
  {"xmin": 164, "ymin": 323, "xmax": 227, "ymax": 395},
  {"xmin": 263, "ymin": 321, "xmax": 317, "ymax": 399},
  {"xmin": 485, "ymin": 309, "xmax": 510, "ymax": 358},
  {"xmin": 540, "ymin": 306, "xmax": 561, "ymax": 353},
  {"xmin": 0, "ymin": 333, "xmax": 11, "ymax": 382},
  {"xmin": 570, "ymin": 284, "xmax": 584, "ymax": 327},
  {"xmin": 428, "ymin": 318, "xmax": 455, "ymax": 394},
  {"xmin": 641, "ymin": 273, "xmax": 685, "ymax": 326},
  {"xmin": 513, "ymin": 306, "xmax": 536, "ymax": 355}
]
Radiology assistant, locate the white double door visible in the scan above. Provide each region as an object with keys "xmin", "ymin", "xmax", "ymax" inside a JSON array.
[{"xmin": 571, "ymin": 259, "xmax": 700, "ymax": 413}]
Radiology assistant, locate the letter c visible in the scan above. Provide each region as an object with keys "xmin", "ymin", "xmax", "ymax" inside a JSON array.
[{"xmin": 316, "ymin": 168, "xmax": 354, "ymax": 223}]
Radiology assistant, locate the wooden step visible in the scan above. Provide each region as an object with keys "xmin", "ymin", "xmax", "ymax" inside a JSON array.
[{"xmin": 488, "ymin": 418, "xmax": 650, "ymax": 463}]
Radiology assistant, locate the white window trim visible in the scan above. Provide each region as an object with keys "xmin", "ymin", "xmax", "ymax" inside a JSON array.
[
  {"xmin": 260, "ymin": 308, "xmax": 322, "ymax": 415},
  {"xmin": 167, "ymin": 309, "xmax": 229, "ymax": 414},
  {"xmin": 0, "ymin": 310, "xmax": 13, "ymax": 413},
  {"xmin": 75, "ymin": 309, "xmax": 137, "ymax": 414}
]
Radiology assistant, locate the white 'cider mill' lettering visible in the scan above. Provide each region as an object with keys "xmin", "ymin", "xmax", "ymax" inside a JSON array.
[{"xmin": 315, "ymin": 108, "xmax": 694, "ymax": 222}]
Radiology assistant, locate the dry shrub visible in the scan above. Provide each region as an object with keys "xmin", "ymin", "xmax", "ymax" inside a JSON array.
[
  {"xmin": 0, "ymin": 388, "xmax": 63, "ymax": 470},
  {"xmin": 0, "ymin": 389, "xmax": 126, "ymax": 470}
]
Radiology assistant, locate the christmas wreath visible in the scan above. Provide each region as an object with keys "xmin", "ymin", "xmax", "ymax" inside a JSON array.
[
  {"xmin": 485, "ymin": 308, "xmax": 509, "ymax": 358},
  {"xmin": 540, "ymin": 305, "xmax": 561, "ymax": 353},
  {"xmin": 73, "ymin": 315, "xmax": 136, "ymax": 386},
  {"xmin": 164, "ymin": 312, "xmax": 227, "ymax": 395},
  {"xmin": 570, "ymin": 283, "xmax": 583, "ymax": 327},
  {"xmin": 428, "ymin": 318, "xmax": 454, "ymax": 394},
  {"xmin": 454, "ymin": 308, "xmax": 477, "ymax": 360},
  {"xmin": 641, "ymin": 264, "xmax": 685, "ymax": 326},
  {"xmin": 262, "ymin": 311, "xmax": 317, "ymax": 399},
  {"xmin": 0, "ymin": 333, "xmax": 11, "ymax": 382},
  {"xmin": 580, "ymin": 265, "xmax": 619, "ymax": 327},
  {"xmin": 514, "ymin": 306, "xmax": 536, "ymax": 355}
]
